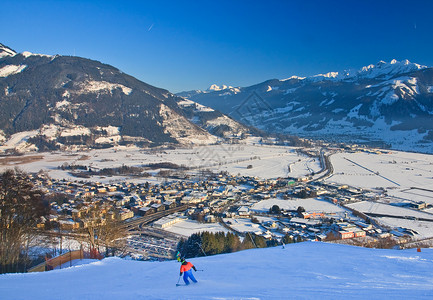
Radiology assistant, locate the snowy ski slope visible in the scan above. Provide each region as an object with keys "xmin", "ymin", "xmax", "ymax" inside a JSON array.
[{"xmin": 1, "ymin": 242, "xmax": 432, "ymax": 299}]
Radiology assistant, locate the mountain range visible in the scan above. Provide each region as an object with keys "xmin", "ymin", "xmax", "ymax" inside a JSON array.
[
  {"xmin": 0, "ymin": 43, "xmax": 250, "ymax": 153},
  {"xmin": 2, "ymin": 42, "xmax": 432, "ymax": 154},
  {"xmin": 178, "ymin": 60, "xmax": 433, "ymax": 153}
]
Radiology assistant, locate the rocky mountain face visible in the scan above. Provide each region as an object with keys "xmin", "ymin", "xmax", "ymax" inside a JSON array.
[
  {"xmin": 0, "ymin": 43, "xmax": 250, "ymax": 153},
  {"xmin": 179, "ymin": 60, "xmax": 433, "ymax": 153}
]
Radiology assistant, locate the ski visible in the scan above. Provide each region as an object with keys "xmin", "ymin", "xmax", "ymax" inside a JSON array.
[{"xmin": 176, "ymin": 282, "xmax": 198, "ymax": 287}]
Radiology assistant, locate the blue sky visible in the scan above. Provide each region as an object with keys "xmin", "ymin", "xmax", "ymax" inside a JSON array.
[{"xmin": 2, "ymin": 0, "xmax": 433, "ymax": 92}]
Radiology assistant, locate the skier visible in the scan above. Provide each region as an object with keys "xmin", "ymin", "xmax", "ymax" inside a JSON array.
[{"xmin": 179, "ymin": 257, "xmax": 198, "ymax": 285}]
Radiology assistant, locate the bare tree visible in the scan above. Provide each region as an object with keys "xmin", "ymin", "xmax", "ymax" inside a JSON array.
[
  {"xmin": 79, "ymin": 205, "xmax": 127, "ymax": 257},
  {"xmin": 98, "ymin": 216, "xmax": 128, "ymax": 256},
  {"xmin": 0, "ymin": 169, "xmax": 49, "ymax": 273}
]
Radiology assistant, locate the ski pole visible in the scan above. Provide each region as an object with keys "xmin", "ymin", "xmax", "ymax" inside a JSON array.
[
  {"xmin": 176, "ymin": 276, "xmax": 181, "ymax": 284},
  {"xmin": 196, "ymin": 269, "xmax": 204, "ymax": 271}
]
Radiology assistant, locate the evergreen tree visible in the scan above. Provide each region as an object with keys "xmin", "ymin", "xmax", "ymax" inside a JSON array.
[
  {"xmin": 296, "ymin": 236, "xmax": 304, "ymax": 243},
  {"xmin": 177, "ymin": 233, "xmax": 202, "ymax": 258},
  {"xmin": 266, "ymin": 238, "xmax": 279, "ymax": 247},
  {"xmin": 202, "ymin": 232, "xmax": 217, "ymax": 255},
  {"xmin": 241, "ymin": 235, "xmax": 255, "ymax": 250},
  {"xmin": 215, "ymin": 232, "xmax": 225, "ymax": 253},
  {"xmin": 297, "ymin": 206, "xmax": 305, "ymax": 214},
  {"xmin": 282, "ymin": 234, "xmax": 294, "ymax": 244},
  {"xmin": 253, "ymin": 235, "xmax": 267, "ymax": 248},
  {"xmin": 269, "ymin": 205, "xmax": 281, "ymax": 214},
  {"xmin": 224, "ymin": 232, "xmax": 240, "ymax": 253}
]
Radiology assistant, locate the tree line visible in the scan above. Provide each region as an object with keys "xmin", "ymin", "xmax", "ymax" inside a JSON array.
[{"xmin": 177, "ymin": 231, "xmax": 301, "ymax": 259}]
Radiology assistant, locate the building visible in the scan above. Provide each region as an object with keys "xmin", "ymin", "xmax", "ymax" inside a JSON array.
[
  {"xmin": 163, "ymin": 200, "xmax": 176, "ymax": 210},
  {"xmin": 204, "ymin": 214, "xmax": 216, "ymax": 223},
  {"xmin": 59, "ymin": 219, "xmax": 80, "ymax": 230},
  {"xmin": 139, "ymin": 206, "xmax": 154, "ymax": 216},
  {"xmin": 409, "ymin": 202, "xmax": 428, "ymax": 210},
  {"xmin": 116, "ymin": 209, "xmax": 134, "ymax": 221},
  {"xmin": 301, "ymin": 212, "xmax": 325, "ymax": 219},
  {"xmin": 153, "ymin": 214, "xmax": 184, "ymax": 228},
  {"xmin": 181, "ymin": 192, "xmax": 208, "ymax": 204},
  {"xmin": 354, "ymin": 221, "xmax": 373, "ymax": 230},
  {"xmin": 151, "ymin": 203, "xmax": 164, "ymax": 212},
  {"xmin": 353, "ymin": 230, "xmax": 366, "ymax": 238},
  {"xmin": 338, "ymin": 231, "xmax": 354, "ymax": 239},
  {"xmin": 237, "ymin": 206, "xmax": 250, "ymax": 217}
]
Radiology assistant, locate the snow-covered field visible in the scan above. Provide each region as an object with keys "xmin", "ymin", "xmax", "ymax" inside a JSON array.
[
  {"xmin": 164, "ymin": 219, "xmax": 228, "ymax": 237},
  {"xmin": 346, "ymin": 201, "xmax": 433, "ymax": 238},
  {"xmin": 347, "ymin": 201, "xmax": 433, "ymax": 221},
  {"xmin": 1, "ymin": 242, "xmax": 432, "ymax": 299},
  {"xmin": 222, "ymin": 216, "xmax": 276, "ymax": 234},
  {"xmin": 388, "ymin": 188, "xmax": 433, "ymax": 206},
  {"xmin": 0, "ymin": 144, "xmax": 320, "ymax": 181},
  {"xmin": 327, "ymin": 151, "xmax": 433, "ymax": 190},
  {"xmin": 325, "ymin": 151, "xmax": 433, "ymax": 237},
  {"xmin": 378, "ymin": 218, "xmax": 433, "ymax": 238}
]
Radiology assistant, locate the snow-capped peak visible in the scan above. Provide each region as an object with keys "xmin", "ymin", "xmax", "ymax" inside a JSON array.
[
  {"xmin": 280, "ymin": 59, "xmax": 428, "ymax": 83},
  {"xmin": 207, "ymin": 84, "xmax": 233, "ymax": 92},
  {"xmin": 0, "ymin": 43, "xmax": 17, "ymax": 58},
  {"xmin": 281, "ymin": 75, "xmax": 306, "ymax": 81},
  {"xmin": 356, "ymin": 59, "xmax": 427, "ymax": 79},
  {"xmin": 21, "ymin": 51, "xmax": 53, "ymax": 58}
]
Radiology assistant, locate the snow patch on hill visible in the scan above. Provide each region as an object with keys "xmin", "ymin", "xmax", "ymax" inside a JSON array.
[
  {"xmin": 177, "ymin": 98, "xmax": 196, "ymax": 107},
  {"xmin": 195, "ymin": 102, "xmax": 214, "ymax": 112},
  {"xmin": 0, "ymin": 44, "xmax": 16, "ymax": 58},
  {"xmin": 55, "ymin": 99, "xmax": 71, "ymax": 109},
  {"xmin": 205, "ymin": 116, "xmax": 241, "ymax": 129},
  {"xmin": 159, "ymin": 104, "xmax": 218, "ymax": 145},
  {"xmin": 98, "ymin": 126, "xmax": 120, "ymax": 136},
  {"xmin": 40, "ymin": 124, "xmax": 60, "ymax": 140},
  {"xmin": 60, "ymin": 126, "xmax": 91, "ymax": 137},
  {"xmin": 0, "ymin": 64, "xmax": 27, "ymax": 77},
  {"xmin": 0, "ymin": 130, "xmax": 39, "ymax": 152},
  {"xmin": 75, "ymin": 80, "xmax": 132, "ymax": 95},
  {"xmin": 95, "ymin": 135, "xmax": 121, "ymax": 144}
]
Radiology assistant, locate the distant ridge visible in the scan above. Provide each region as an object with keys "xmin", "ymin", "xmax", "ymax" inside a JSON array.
[{"xmin": 178, "ymin": 60, "xmax": 433, "ymax": 153}]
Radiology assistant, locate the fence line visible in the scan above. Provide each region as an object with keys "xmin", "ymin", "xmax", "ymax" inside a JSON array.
[{"xmin": 28, "ymin": 248, "xmax": 102, "ymax": 273}]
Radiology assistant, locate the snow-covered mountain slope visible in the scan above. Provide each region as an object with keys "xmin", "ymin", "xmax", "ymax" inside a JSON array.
[
  {"xmin": 0, "ymin": 43, "xmax": 251, "ymax": 153},
  {"xmin": 1, "ymin": 242, "xmax": 432, "ymax": 299},
  {"xmin": 176, "ymin": 98, "xmax": 251, "ymax": 138},
  {"xmin": 0, "ymin": 43, "xmax": 16, "ymax": 58},
  {"xmin": 178, "ymin": 60, "xmax": 433, "ymax": 153}
]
